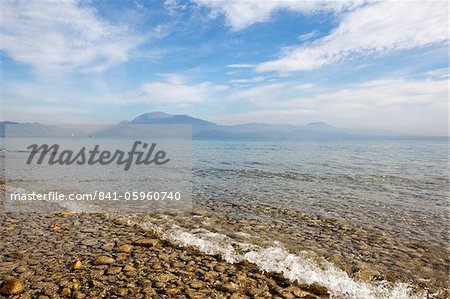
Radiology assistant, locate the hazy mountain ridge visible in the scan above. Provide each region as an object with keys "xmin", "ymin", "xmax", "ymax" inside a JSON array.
[
  {"xmin": 1, "ymin": 112, "xmax": 405, "ymax": 138},
  {"xmin": 121, "ymin": 112, "xmax": 402, "ymax": 138}
]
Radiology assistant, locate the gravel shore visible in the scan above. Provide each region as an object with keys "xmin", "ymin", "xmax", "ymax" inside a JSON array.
[{"xmin": 0, "ymin": 212, "xmax": 328, "ymax": 298}]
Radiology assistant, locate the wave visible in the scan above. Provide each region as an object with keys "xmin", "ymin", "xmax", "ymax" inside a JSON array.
[{"xmin": 111, "ymin": 213, "xmax": 426, "ymax": 299}]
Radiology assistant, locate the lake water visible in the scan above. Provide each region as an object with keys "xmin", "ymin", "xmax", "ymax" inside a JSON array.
[
  {"xmin": 175, "ymin": 136, "xmax": 448, "ymax": 298},
  {"xmin": 2, "ymin": 136, "xmax": 449, "ymax": 298}
]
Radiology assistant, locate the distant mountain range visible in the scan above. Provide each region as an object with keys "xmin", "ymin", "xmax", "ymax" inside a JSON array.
[
  {"xmin": 123, "ymin": 111, "xmax": 218, "ymax": 133},
  {"xmin": 121, "ymin": 111, "xmax": 401, "ymax": 137},
  {"xmin": 1, "ymin": 111, "xmax": 403, "ymax": 138}
]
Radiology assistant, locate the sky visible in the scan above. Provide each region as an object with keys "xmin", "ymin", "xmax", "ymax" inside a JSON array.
[{"xmin": 0, "ymin": 0, "xmax": 448, "ymax": 135}]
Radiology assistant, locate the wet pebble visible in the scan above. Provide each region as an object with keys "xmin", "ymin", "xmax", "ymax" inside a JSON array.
[
  {"xmin": 93, "ymin": 256, "xmax": 115, "ymax": 265},
  {"xmin": 0, "ymin": 278, "xmax": 25, "ymax": 295}
]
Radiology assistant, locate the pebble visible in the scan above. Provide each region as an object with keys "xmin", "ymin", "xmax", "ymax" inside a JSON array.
[
  {"xmin": 61, "ymin": 287, "xmax": 71, "ymax": 296},
  {"xmin": 115, "ymin": 244, "xmax": 133, "ymax": 253},
  {"xmin": 288, "ymin": 286, "xmax": 316, "ymax": 298},
  {"xmin": 106, "ymin": 267, "xmax": 122, "ymax": 275},
  {"xmin": 14, "ymin": 266, "xmax": 28, "ymax": 273},
  {"xmin": 103, "ymin": 242, "xmax": 115, "ymax": 248},
  {"xmin": 133, "ymin": 238, "xmax": 160, "ymax": 247},
  {"xmin": 116, "ymin": 288, "xmax": 128, "ymax": 296},
  {"xmin": 186, "ymin": 289, "xmax": 208, "ymax": 299},
  {"xmin": 0, "ymin": 212, "xmax": 341, "ymax": 299},
  {"xmin": 73, "ymin": 291, "xmax": 86, "ymax": 299},
  {"xmin": 155, "ymin": 273, "xmax": 177, "ymax": 283},
  {"xmin": 125, "ymin": 271, "xmax": 138, "ymax": 277},
  {"xmin": 304, "ymin": 283, "xmax": 329, "ymax": 296},
  {"xmin": 71, "ymin": 260, "xmax": 83, "ymax": 270},
  {"xmin": 0, "ymin": 278, "xmax": 25, "ymax": 295},
  {"xmin": 165, "ymin": 287, "xmax": 181, "ymax": 295},
  {"xmin": 141, "ymin": 286, "xmax": 157, "ymax": 295},
  {"xmin": 93, "ymin": 256, "xmax": 115, "ymax": 265},
  {"xmin": 123, "ymin": 264, "xmax": 136, "ymax": 271},
  {"xmin": 359, "ymin": 268, "xmax": 381, "ymax": 281},
  {"xmin": 221, "ymin": 282, "xmax": 239, "ymax": 293},
  {"xmin": 60, "ymin": 211, "xmax": 77, "ymax": 217},
  {"xmin": 190, "ymin": 281, "xmax": 205, "ymax": 289},
  {"xmin": 91, "ymin": 280, "xmax": 102, "ymax": 287}
]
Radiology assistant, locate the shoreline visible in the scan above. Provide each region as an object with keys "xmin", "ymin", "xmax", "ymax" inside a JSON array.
[
  {"xmin": 0, "ymin": 179, "xmax": 446, "ymax": 299},
  {"xmin": 0, "ymin": 212, "xmax": 329, "ymax": 298}
]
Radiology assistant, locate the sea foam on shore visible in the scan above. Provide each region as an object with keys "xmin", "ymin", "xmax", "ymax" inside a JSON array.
[{"xmin": 113, "ymin": 213, "xmax": 426, "ymax": 299}]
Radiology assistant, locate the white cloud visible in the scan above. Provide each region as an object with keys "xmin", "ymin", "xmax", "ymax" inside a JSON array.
[
  {"xmin": 226, "ymin": 64, "xmax": 256, "ymax": 68},
  {"xmin": 1, "ymin": 80, "xmax": 97, "ymax": 123},
  {"xmin": 298, "ymin": 31, "xmax": 318, "ymax": 42},
  {"xmin": 297, "ymin": 79, "xmax": 448, "ymax": 109},
  {"xmin": 194, "ymin": 0, "xmax": 362, "ymax": 30},
  {"xmin": 164, "ymin": 0, "xmax": 189, "ymax": 14},
  {"xmin": 229, "ymin": 82, "xmax": 289, "ymax": 103},
  {"xmin": 257, "ymin": 1, "xmax": 449, "ymax": 73},
  {"xmin": 128, "ymin": 74, "xmax": 228, "ymax": 104},
  {"xmin": 299, "ymin": 78, "xmax": 449, "ymax": 134},
  {"xmin": 0, "ymin": 0, "xmax": 144, "ymax": 73},
  {"xmin": 292, "ymin": 83, "xmax": 316, "ymax": 90},
  {"xmin": 218, "ymin": 77, "xmax": 448, "ymax": 135},
  {"xmin": 228, "ymin": 76, "xmax": 270, "ymax": 85},
  {"xmin": 229, "ymin": 77, "xmax": 447, "ymax": 110},
  {"xmin": 423, "ymin": 68, "xmax": 450, "ymax": 79},
  {"xmin": 1, "ymin": 73, "xmax": 228, "ymax": 123}
]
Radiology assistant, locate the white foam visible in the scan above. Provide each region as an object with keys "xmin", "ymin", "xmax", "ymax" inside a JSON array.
[
  {"xmin": 111, "ymin": 214, "xmax": 425, "ymax": 299},
  {"xmin": 244, "ymin": 247, "xmax": 422, "ymax": 299},
  {"xmin": 166, "ymin": 225, "xmax": 259, "ymax": 263}
]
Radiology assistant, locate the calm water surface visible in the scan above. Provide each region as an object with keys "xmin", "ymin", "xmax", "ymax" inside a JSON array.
[{"xmin": 193, "ymin": 136, "xmax": 448, "ymax": 243}]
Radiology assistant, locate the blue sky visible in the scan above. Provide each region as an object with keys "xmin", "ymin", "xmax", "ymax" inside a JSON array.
[{"xmin": 0, "ymin": 0, "xmax": 448, "ymax": 135}]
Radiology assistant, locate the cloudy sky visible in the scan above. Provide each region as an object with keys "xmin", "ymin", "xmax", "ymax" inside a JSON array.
[{"xmin": 0, "ymin": 0, "xmax": 448, "ymax": 135}]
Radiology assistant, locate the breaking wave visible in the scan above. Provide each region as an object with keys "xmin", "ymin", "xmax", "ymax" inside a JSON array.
[{"xmin": 113, "ymin": 214, "xmax": 425, "ymax": 299}]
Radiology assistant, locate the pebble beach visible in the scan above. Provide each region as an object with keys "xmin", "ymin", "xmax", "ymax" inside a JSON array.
[{"xmin": 0, "ymin": 211, "xmax": 328, "ymax": 299}]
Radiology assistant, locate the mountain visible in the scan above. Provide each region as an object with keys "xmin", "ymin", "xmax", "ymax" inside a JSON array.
[
  {"xmin": 121, "ymin": 112, "xmax": 400, "ymax": 138},
  {"xmin": 126, "ymin": 111, "xmax": 217, "ymax": 127},
  {"xmin": 304, "ymin": 122, "xmax": 342, "ymax": 131},
  {"xmin": 0, "ymin": 113, "xmax": 404, "ymax": 139},
  {"xmin": 131, "ymin": 111, "xmax": 172, "ymax": 121},
  {"xmin": 123, "ymin": 112, "xmax": 217, "ymax": 135},
  {"xmin": 0, "ymin": 121, "xmax": 19, "ymax": 137}
]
